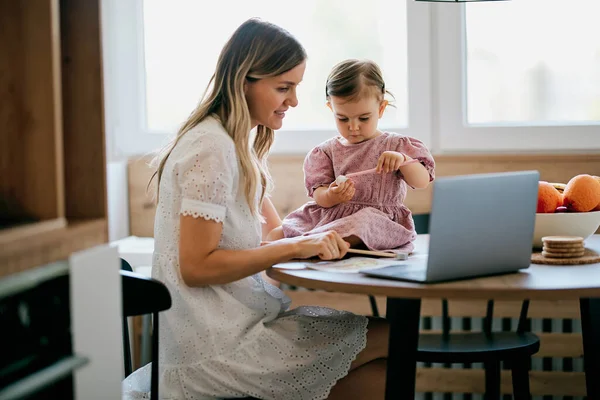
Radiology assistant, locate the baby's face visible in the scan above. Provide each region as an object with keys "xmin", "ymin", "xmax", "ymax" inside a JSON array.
[{"xmin": 327, "ymin": 94, "xmax": 386, "ymax": 144}]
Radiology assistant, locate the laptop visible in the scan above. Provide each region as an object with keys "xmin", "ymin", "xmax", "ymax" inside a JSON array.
[{"xmin": 363, "ymin": 170, "xmax": 539, "ymax": 283}]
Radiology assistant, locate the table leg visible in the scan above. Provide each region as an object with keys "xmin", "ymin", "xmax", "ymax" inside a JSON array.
[
  {"xmin": 580, "ymin": 298, "xmax": 600, "ymax": 399},
  {"xmin": 385, "ymin": 297, "xmax": 421, "ymax": 400}
]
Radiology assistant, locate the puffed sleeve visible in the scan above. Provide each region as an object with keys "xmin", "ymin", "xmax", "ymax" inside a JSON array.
[
  {"xmin": 303, "ymin": 146, "xmax": 335, "ymax": 197},
  {"xmin": 396, "ymin": 136, "xmax": 435, "ymax": 182},
  {"xmin": 175, "ymin": 135, "xmax": 236, "ymax": 223}
]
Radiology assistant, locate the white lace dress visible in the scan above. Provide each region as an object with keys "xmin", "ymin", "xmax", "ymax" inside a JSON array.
[{"xmin": 122, "ymin": 116, "xmax": 368, "ymax": 400}]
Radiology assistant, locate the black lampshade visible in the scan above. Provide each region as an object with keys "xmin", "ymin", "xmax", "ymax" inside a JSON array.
[{"xmin": 415, "ymin": 0, "xmax": 509, "ymax": 2}]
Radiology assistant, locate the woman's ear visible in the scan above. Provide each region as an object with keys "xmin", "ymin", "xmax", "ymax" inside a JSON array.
[
  {"xmin": 378, "ymin": 100, "xmax": 389, "ymax": 118},
  {"xmin": 326, "ymin": 101, "xmax": 332, "ymax": 112}
]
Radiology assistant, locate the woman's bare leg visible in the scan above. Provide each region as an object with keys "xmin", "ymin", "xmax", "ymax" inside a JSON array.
[
  {"xmin": 327, "ymin": 317, "xmax": 389, "ymax": 399},
  {"xmin": 349, "ymin": 317, "xmax": 389, "ymax": 371},
  {"xmin": 327, "ymin": 359, "xmax": 387, "ymax": 400}
]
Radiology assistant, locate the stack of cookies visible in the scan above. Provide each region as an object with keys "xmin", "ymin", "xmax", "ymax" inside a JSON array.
[{"xmin": 541, "ymin": 236, "xmax": 585, "ymax": 259}]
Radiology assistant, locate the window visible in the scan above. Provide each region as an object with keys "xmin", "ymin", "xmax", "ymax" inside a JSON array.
[
  {"xmin": 102, "ymin": 0, "xmax": 431, "ymax": 157},
  {"xmin": 466, "ymin": 0, "xmax": 600, "ymax": 125},
  {"xmin": 143, "ymin": 0, "xmax": 409, "ymax": 134},
  {"xmin": 105, "ymin": 0, "xmax": 598, "ymax": 157},
  {"xmin": 436, "ymin": 1, "xmax": 600, "ymax": 152}
]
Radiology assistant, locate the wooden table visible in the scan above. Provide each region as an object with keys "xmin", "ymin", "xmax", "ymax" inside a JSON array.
[{"xmin": 267, "ymin": 235, "xmax": 600, "ymax": 399}]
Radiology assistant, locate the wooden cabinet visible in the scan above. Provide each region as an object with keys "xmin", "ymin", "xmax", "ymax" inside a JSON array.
[{"xmin": 0, "ymin": 0, "xmax": 108, "ymax": 278}]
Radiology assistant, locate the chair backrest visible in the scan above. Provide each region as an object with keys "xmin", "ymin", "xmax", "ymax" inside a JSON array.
[
  {"xmin": 413, "ymin": 213, "xmax": 430, "ymax": 236},
  {"xmin": 121, "ymin": 259, "xmax": 134, "ymax": 378},
  {"xmin": 120, "ymin": 258, "xmax": 171, "ymax": 400},
  {"xmin": 121, "ymin": 270, "xmax": 171, "ymax": 317},
  {"xmin": 440, "ymin": 298, "xmax": 531, "ymax": 337},
  {"xmin": 121, "ymin": 258, "xmax": 133, "ymax": 272},
  {"xmin": 413, "ymin": 213, "xmax": 531, "ymax": 337}
]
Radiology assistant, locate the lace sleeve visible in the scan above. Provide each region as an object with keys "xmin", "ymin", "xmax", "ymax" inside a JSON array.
[{"xmin": 176, "ymin": 135, "xmax": 236, "ymax": 223}]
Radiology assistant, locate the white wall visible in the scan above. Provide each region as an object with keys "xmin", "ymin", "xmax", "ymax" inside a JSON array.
[
  {"xmin": 107, "ymin": 161, "xmax": 130, "ymax": 241},
  {"xmin": 70, "ymin": 245, "xmax": 123, "ymax": 399},
  {"xmin": 102, "ymin": 0, "xmax": 132, "ymax": 239}
]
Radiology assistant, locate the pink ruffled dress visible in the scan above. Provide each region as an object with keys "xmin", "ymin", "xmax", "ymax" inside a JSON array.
[{"xmin": 282, "ymin": 132, "xmax": 435, "ymax": 253}]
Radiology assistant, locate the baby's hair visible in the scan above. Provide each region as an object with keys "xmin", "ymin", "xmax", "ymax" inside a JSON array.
[{"xmin": 325, "ymin": 59, "xmax": 395, "ymax": 105}]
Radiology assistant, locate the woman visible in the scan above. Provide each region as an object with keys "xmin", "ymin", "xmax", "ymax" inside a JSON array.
[{"xmin": 127, "ymin": 18, "xmax": 389, "ymax": 400}]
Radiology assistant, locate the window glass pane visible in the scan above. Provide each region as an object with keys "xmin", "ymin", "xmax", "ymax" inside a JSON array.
[
  {"xmin": 143, "ymin": 0, "xmax": 408, "ymax": 133},
  {"xmin": 466, "ymin": 0, "xmax": 600, "ymax": 125}
]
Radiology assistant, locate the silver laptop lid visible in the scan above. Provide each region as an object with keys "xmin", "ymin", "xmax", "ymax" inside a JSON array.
[{"xmin": 426, "ymin": 171, "xmax": 539, "ymax": 282}]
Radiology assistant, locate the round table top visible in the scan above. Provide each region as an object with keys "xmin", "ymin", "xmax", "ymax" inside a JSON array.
[{"xmin": 267, "ymin": 235, "xmax": 600, "ymax": 300}]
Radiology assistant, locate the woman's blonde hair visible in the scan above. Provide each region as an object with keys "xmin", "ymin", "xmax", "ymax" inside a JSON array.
[
  {"xmin": 149, "ymin": 18, "xmax": 306, "ymax": 215},
  {"xmin": 325, "ymin": 59, "xmax": 394, "ymax": 104}
]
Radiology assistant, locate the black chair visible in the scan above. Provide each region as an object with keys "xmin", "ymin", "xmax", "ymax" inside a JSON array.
[
  {"xmin": 120, "ymin": 259, "xmax": 172, "ymax": 400},
  {"xmin": 418, "ymin": 299, "xmax": 539, "ymax": 399}
]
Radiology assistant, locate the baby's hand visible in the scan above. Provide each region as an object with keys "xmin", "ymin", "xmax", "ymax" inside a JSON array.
[
  {"xmin": 327, "ymin": 179, "xmax": 355, "ymax": 205},
  {"xmin": 376, "ymin": 151, "xmax": 406, "ymax": 174}
]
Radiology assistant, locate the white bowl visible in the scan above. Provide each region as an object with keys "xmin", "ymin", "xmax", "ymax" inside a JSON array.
[{"xmin": 533, "ymin": 210, "xmax": 600, "ymax": 248}]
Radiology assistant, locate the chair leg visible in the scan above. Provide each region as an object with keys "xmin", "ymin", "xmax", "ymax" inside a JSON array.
[
  {"xmin": 484, "ymin": 361, "xmax": 501, "ymax": 400},
  {"xmin": 140, "ymin": 314, "xmax": 152, "ymax": 366},
  {"xmin": 368, "ymin": 295, "xmax": 379, "ymax": 317},
  {"xmin": 511, "ymin": 358, "xmax": 532, "ymax": 400},
  {"xmin": 151, "ymin": 313, "xmax": 159, "ymax": 400},
  {"xmin": 123, "ymin": 316, "xmax": 133, "ymax": 377}
]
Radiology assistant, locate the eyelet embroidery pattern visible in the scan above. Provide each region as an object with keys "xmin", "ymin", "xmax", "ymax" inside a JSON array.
[
  {"xmin": 179, "ymin": 210, "xmax": 223, "ymax": 223},
  {"xmin": 123, "ymin": 117, "xmax": 368, "ymax": 400}
]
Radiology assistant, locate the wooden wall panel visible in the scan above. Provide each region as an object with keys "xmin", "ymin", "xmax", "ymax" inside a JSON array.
[
  {"xmin": 129, "ymin": 153, "xmax": 600, "ymax": 237},
  {"xmin": 128, "ymin": 156, "xmax": 156, "ymax": 237}
]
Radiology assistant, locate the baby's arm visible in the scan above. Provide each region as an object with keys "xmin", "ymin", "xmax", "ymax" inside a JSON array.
[
  {"xmin": 303, "ymin": 145, "xmax": 355, "ymax": 208},
  {"xmin": 377, "ymin": 151, "xmax": 430, "ymax": 188},
  {"xmin": 313, "ymin": 180, "xmax": 355, "ymax": 208},
  {"xmin": 379, "ymin": 135, "xmax": 436, "ymax": 189},
  {"xmin": 397, "ymin": 154, "xmax": 430, "ymax": 189}
]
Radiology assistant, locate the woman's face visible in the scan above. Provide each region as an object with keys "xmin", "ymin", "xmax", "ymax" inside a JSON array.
[{"xmin": 245, "ymin": 61, "xmax": 306, "ymax": 130}]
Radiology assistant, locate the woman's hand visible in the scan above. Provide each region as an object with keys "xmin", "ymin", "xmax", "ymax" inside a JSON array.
[
  {"xmin": 376, "ymin": 151, "xmax": 406, "ymax": 174},
  {"xmin": 284, "ymin": 231, "xmax": 350, "ymax": 260},
  {"xmin": 326, "ymin": 179, "xmax": 356, "ymax": 205}
]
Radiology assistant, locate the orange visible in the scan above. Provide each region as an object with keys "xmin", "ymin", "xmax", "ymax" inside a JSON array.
[
  {"xmin": 594, "ymin": 176, "xmax": 600, "ymax": 211},
  {"xmin": 537, "ymin": 181, "xmax": 562, "ymax": 213},
  {"xmin": 562, "ymin": 174, "xmax": 600, "ymax": 212}
]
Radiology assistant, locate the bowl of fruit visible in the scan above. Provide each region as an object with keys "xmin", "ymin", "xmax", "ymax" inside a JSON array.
[{"xmin": 533, "ymin": 174, "xmax": 600, "ymax": 248}]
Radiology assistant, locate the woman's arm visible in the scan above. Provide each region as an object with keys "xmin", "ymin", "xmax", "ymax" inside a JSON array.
[
  {"xmin": 260, "ymin": 197, "xmax": 283, "ymax": 286},
  {"xmin": 179, "ymin": 215, "xmax": 349, "ymax": 287},
  {"xmin": 261, "ymin": 197, "xmax": 282, "ymax": 240}
]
